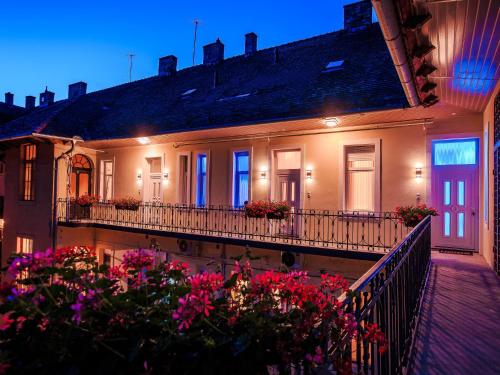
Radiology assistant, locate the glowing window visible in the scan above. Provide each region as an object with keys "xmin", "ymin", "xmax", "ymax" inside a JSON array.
[
  {"xmin": 457, "ymin": 181, "xmax": 465, "ymax": 206},
  {"xmin": 444, "ymin": 181, "xmax": 451, "ymax": 205},
  {"xmin": 432, "ymin": 139, "xmax": 478, "ymax": 166},
  {"xmin": 444, "ymin": 212, "xmax": 451, "ymax": 237},
  {"xmin": 457, "ymin": 213, "xmax": 465, "ymax": 238}
]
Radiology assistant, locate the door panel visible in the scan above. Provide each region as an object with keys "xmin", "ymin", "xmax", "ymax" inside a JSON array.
[
  {"xmin": 277, "ymin": 171, "xmax": 300, "ymax": 236},
  {"xmin": 432, "ymin": 166, "xmax": 478, "ymax": 250}
]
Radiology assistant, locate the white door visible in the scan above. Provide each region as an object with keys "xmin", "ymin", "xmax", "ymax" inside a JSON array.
[
  {"xmin": 431, "ymin": 139, "xmax": 479, "ymax": 250},
  {"xmin": 146, "ymin": 157, "xmax": 163, "ymax": 204},
  {"xmin": 148, "ymin": 175, "xmax": 162, "ymax": 204}
]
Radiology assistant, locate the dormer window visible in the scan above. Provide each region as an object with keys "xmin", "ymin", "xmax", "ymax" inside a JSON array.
[
  {"xmin": 323, "ymin": 60, "xmax": 344, "ymax": 73},
  {"xmin": 182, "ymin": 89, "xmax": 197, "ymax": 96}
]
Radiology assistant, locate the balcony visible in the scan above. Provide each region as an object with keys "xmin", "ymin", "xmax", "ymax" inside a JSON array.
[{"xmin": 57, "ymin": 199, "xmax": 411, "ymax": 259}]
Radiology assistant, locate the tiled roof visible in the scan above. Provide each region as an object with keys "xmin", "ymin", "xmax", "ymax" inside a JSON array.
[{"xmin": 0, "ymin": 23, "xmax": 407, "ymax": 142}]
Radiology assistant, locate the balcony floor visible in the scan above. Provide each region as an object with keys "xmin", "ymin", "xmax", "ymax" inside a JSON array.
[{"xmin": 409, "ymin": 252, "xmax": 500, "ymax": 375}]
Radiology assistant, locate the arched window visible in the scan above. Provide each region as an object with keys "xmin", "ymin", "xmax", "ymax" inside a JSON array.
[{"xmin": 70, "ymin": 154, "xmax": 93, "ymax": 198}]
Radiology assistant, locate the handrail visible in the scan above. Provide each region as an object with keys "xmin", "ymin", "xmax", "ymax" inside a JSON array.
[
  {"xmin": 346, "ymin": 216, "xmax": 431, "ymax": 296},
  {"xmin": 331, "ymin": 215, "xmax": 432, "ymax": 374},
  {"xmin": 56, "ymin": 199, "xmax": 412, "ymax": 253}
]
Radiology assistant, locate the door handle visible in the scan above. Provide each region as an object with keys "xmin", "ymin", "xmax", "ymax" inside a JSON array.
[{"xmin": 471, "ymin": 209, "xmax": 476, "ymax": 216}]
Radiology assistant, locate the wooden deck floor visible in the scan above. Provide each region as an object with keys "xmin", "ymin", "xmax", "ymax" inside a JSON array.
[{"xmin": 409, "ymin": 252, "xmax": 500, "ymax": 375}]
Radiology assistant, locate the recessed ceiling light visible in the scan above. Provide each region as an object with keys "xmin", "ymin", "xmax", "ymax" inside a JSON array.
[
  {"xmin": 323, "ymin": 117, "xmax": 340, "ymax": 127},
  {"xmin": 451, "ymin": 112, "xmax": 456, "ymax": 116},
  {"xmin": 137, "ymin": 137, "xmax": 151, "ymax": 145}
]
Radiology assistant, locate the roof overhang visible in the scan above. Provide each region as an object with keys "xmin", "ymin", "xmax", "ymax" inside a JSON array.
[{"xmin": 374, "ymin": 0, "xmax": 499, "ymax": 112}]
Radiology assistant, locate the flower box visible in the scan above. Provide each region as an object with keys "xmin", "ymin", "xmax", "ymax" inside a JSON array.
[
  {"xmin": 245, "ymin": 201, "xmax": 291, "ymax": 220},
  {"xmin": 74, "ymin": 194, "xmax": 99, "ymax": 207},
  {"xmin": 111, "ymin": 197, "xmax": 141, "ymax": 211},
  {"xmin": 394, "ymin": 204, "xmax": 438, "ymax": 227}
]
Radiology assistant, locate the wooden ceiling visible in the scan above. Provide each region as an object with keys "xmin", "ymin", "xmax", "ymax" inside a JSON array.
[{"xmin": 421, "ymin": 0, "xmax": 499, "ymax": 111}]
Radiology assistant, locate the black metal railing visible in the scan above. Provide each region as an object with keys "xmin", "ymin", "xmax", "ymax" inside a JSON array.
[
  {"xmin": 330, "ymin": 215, "xmax": 432, "ymax": 374},
  {"xmin": 57, "ymin": 199, "xmax": 411, "ymax": 253}
]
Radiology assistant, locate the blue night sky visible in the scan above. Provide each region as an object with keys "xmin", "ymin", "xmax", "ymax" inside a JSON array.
[{"xmin": 0, "ymin": 0, "xmax": 363, "ymax": 106}]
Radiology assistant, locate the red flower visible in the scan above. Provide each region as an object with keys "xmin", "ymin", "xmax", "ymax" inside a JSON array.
[{"xmin": 0, "ymin": 312, "xmax": 14, "ymax": 331}]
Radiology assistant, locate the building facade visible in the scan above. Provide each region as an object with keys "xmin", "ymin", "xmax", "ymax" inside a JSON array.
[{"xmin": 0, "ymin": 0, "xmax": 498, "ymax": 278}]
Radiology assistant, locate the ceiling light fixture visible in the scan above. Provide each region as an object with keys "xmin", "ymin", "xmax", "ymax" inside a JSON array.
[
  {"xmin": 323, "ymin": 117, "xmax": 340, "ymax": 127},
  {"xmin": 137, "ymin": 137, "xmax": 151, "ymax": 145}
]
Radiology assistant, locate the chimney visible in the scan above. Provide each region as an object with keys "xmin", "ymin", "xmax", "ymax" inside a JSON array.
[
  {"xmin": 203, "ymin": 39, "xmax": 224, "ymax": 65},
  {"xmin": 4, "ymin": 92, "xmax": 14, "ymax": 106},
  {"xmin": 68, "ymin": 81, "xmax": 87, "ymax": 100},
  {"xmin": 25, "ymin": 95, "xmax": 36, "ymax": 110},
  {"xmin": 344, "ymin": 0, "xmax": 372, "ymax": 32},
  {"xmin": 245, "ymin": 32, "xmax": 257, "ymax": 56},
  {"xmin": 158, "ymin": 55, "xmax": 177, "ymax": 76},
  {"xmin": 40, "ymin": 87, "xmax": 55, "ymax": 107}
]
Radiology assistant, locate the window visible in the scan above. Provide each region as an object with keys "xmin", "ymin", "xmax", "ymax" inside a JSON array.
[
  {"xmin": 20, "ymin": 144, "xmax": 36, "ymax": 201},
  {"xmin": 100, "ymin": 160, "xmax": 114, "ymax": 201},
  {"xmin": 432, "ymin": 139, "xmax": 478, "ymax": 166},
  {"xmin": 196, "ymin": 154, "xmax": 207, "ymax": 206},
  {"xmin": 16, "ymin": 236, "xmax": 33, "ymax": 254},
  {"xmin": 70, "ymin": 154, "xmax": 92, "ymax": 198},
  {"xmin": 345, "ymin": 145, "xmax": 376, "ymax": 211},
  {"xmin": 178, "ymin": 154, "xmax": 191, "ymax": 205},
  {"xmin": 233, "ymin": 151, "xmax": 249, "ymax": 207}
]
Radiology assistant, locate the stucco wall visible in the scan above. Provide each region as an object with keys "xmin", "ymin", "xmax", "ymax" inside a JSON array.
[
  {"xmin": 2, "ymin": 142, "xmax": 54, "ymax": 264},
  {"xmin": 96, "ymin": 118, "xmax": 482, "ymax": 214},
  {"xmin": 481, "ymin": 83, "xmax": 499, "ymax": 269}
]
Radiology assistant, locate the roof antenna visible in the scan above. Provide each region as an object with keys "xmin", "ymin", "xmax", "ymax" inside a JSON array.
[
  {"xmin": 127, "ymin": 53, "xmax": 136, "ymax": 82},
  {"xmin": 192, "ymin": 19, "xmax": 200, "ymax": 66}
]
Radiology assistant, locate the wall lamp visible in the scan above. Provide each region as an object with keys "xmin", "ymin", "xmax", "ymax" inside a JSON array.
[
  {"xmin": 260, "ymin": 170, "xmax": 267, "ymax": 179},
  {"xmin": 163, "ymin": 171, "xmax": 169, "ymax": 181},
  {"xmin": 415, "ymin": 167, "xmax": 422, "ymax": 179},
  {"xmin": 306, "ymin": 170, "xmax": 312, "ymax": 179},
  {"xmin": 137, "ymin": 170, "xmax": 143, "ymax": 182}
]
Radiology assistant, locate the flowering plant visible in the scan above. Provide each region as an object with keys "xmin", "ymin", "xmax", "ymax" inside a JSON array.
[
  {"xmin": 0, "ymin": 246, "xmax": 385, "ymax": 373},
  {"xmin": 111, "ymin": 196, "xmax": 141, "ymax": 211},
  {"xmin": 244, "ymin": 200, "xmax": 292, "ymax": 220},
  {"xmin": 394, "ymin": 204, "xmax": 438, "ymax": 227},
  {"xmin": 74, "ymin": 194, "xmax": 99, "ymax": 207}
]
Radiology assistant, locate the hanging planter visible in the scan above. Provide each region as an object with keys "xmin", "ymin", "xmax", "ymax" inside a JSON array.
[
  {"xmin": 74, "ymin": 194, "xmax": 99, "ymax": 208},
  {"xmin": 394, "ymin": 204, "xmax": 438, "ymax": 227},
  {"xmin": 111, "ymin": 197, "xmax": 141, "ymax": 211},
  {"xmin": 244, "ymin": 201, "xmax": 291, "ymax": 220}
]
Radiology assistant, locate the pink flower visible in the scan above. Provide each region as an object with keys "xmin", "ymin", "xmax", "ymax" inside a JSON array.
[
  {"xmin": 122, "ymin": 249, "xmax": 154, "ymax": 270},
  {"xmin": 16, "ymin": 316, "xmax": 27, "ymax": 332},
  {"xmin": 0, "ymin": 312, "xmax": 14, "ymax": 331},
  {"xmin": 37, "ymin": 317, "xmax": 49, "ymax": 332}
]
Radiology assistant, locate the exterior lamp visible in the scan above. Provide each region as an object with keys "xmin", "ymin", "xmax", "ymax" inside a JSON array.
[
  {"xmin": 137, "ymin": 170, "xmax": 143, "ymax": 183},
  {"xmin": 323, "ymin": 117, "xmax": 339, "ymax": 127},
  {"xmin": 260, "ymin": 170, "xmax": 267, "ymax": 179},
  {"xmin": 306, "ymin": 170, "xmax": 312, "ymax": 179},
  {"xmin": 415, "ymin": 167, "xmax": 422, "ymax": 179},
  {"xmin": 163, "ymin": 171, "xmax": 169, "ymax": 182}
]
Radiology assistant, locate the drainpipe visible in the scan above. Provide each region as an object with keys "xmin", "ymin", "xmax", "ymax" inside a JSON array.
[
  {"xmin": 371, "ymin": 0, "xmax": 421, "ymax": 107},
  {"xmin": 51, "ymin": 137, "xmax": 83, "ymax": 250}
]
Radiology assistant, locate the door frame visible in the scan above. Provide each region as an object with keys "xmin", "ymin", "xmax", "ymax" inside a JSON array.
[
  {"xmin": 269, "ymin": 145, "xmax": 305, "ymax": 209},
  {"xmin": 426, "ymin": 133, "xmax": 482, "ymax": 251},
  {"xmin": 144, "ymin": 156, "xmax": 163, "ymax": 203}
]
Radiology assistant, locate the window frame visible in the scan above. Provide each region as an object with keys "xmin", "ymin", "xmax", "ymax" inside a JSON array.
[
  {"xmin": 431, "ymin": 138, "xmax": 479, "ymax": 166},
  {"xmin": 339, "ymin": 139, "xmax": 381, "ymax": 213},
  {"xmin": 20, "ymin": 143, "xmax": 37, "ymax": 201},
  {"xmin": 99, "ymin": 159, "xmax": 114, "ymax": 202},
  {"xmin": 196, "ymin": 152, "xmax": 208, "ymax": 207},
  {"xmin": 232, "ymin": 149, "xmax": 251, "ymax": 207},
  {"xmin": 16, "ymin": 236, "xmax": 33, "ymax": 254},
  {"xmin": 177, "ymin": 152, "xmax": 192, "ymax": 205}
]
